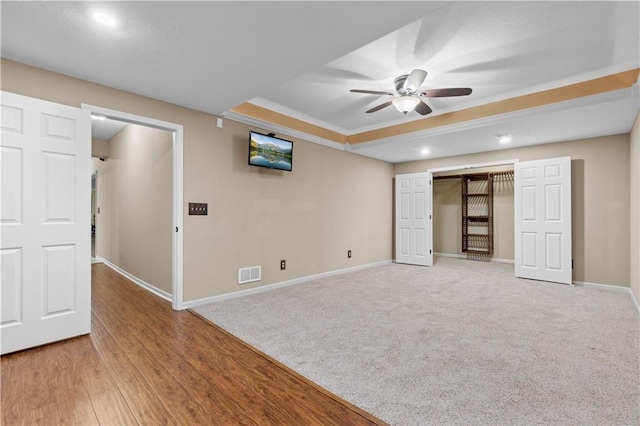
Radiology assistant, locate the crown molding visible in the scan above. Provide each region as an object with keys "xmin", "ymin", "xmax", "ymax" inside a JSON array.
[{"xmin": 222, "ymin": 110, "xmax": 348, "ymax": 152}]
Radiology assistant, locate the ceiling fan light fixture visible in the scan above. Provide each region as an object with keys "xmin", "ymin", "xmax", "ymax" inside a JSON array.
[{"xmin": 393, "ymin": 96, "xmax": 420, "ymax": 114}]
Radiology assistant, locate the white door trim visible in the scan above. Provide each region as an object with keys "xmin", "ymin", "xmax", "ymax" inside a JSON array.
[
  {"xmin": 81, "ymin": 104, "xmax": 185, "ymax": 310},
  {"xmin": 427, "ymin": 159, "xmax": 519, "ymax": 175}
]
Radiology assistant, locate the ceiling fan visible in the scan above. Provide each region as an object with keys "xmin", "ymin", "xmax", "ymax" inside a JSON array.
[{"xmin": 350, "ymin": 69, "xmax": 472, "ymax": 115}]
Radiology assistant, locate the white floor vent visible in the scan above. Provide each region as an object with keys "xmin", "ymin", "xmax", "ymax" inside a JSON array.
[{"xmin": 238, "ymin": 266, "xmax": 261, "ymax": 284}]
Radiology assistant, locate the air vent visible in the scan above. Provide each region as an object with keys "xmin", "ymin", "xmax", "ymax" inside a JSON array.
[{"xmin": 238, "ymin": 266, "xmax": 261, "ymax": 284}]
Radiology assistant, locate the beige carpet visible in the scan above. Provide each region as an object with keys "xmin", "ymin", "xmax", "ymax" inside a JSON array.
[{"xmin": 193, "ymin": 257, "xmax": 640, "ymax": 425}]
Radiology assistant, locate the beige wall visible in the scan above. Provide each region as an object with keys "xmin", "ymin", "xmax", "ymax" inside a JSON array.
[
  {"xmin": 1, "ymin": 59, "xmax": 393, "ymax": 301},
  {"xmin": 189, "ymin": 119, "xmax": 393, "ymax": 299},
  {"xmin": 630, "ymin": 110, "xmax": 640, "ymax": 302},
  {"xmin": 92, "ymin": 124, "xmax": 173, "ymax": 294},
  {"xmin": 433, "ymin": 170, "xmax": 514, "ymax": 260},
  {"xmin": 91, "ymin": 138, "xmax": 109, "ymax": 158},
  {"xmin": 396, "ymin": 135, "xmax": 631, "ymax": 287}
]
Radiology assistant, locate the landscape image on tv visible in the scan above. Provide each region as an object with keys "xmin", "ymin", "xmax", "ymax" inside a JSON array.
[{"xmin": 249, "ymin": 132, "xmax": 293, "ymax": 171}]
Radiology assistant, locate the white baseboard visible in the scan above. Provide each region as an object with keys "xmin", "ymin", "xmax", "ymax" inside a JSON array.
[
  {"xmin": 435, "ymin": 252, "xmax": 515, "ymax": 264},
  {"xmin": 572, "ymin": 280, "xmax": 630, "ymax": 291},
  {"xmin": 573, "ymin": 280, "xmax": 640, "ymax": 315},
  {"xmin": 97, "ymin": 257, "xmax": 172, "ymax": 302},
  {"xmin": 184, "ymin": 260, "xmax": 392, "ymax": 309},
  {"xmin": 631, "ymin": 290, "xmax": 640, "ymax": 314}
]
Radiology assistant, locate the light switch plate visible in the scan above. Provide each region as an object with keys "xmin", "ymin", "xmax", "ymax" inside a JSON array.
[{"xmin": 189, "ymin": 203, "xmax": 208, "ymax": 215}]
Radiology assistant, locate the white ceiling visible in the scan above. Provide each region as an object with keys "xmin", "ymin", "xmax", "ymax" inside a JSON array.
[
  {"xmin": 2, "ymin": 1, "xmax": 639, "ymax": 163},
  {"xmin": 91, "ymin": 117, "xmax": 128, "ymax": 140}
]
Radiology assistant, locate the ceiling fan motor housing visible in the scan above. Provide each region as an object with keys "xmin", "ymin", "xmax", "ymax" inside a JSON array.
[{"xmin": 394, "ymin": 75, "xmax": 411, "ymax": 95}]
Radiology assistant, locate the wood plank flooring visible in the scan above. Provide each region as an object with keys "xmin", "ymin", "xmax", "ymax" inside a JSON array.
[{"xmin": 1, "ymin": 263, "xmax": 384, "ymax": 425}]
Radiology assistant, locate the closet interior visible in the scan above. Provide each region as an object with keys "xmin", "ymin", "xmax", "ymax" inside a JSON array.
[{"xmin": 433, "ymin": 169, "xmax": 514, "ymax": 261}]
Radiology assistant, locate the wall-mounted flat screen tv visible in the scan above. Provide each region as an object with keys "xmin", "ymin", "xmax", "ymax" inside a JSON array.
[{"xmin": 249, "ymin": 131, "xmax": 293, "ymax": 172}]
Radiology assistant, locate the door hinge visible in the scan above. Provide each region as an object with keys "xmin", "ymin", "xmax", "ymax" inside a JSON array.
[
  {"xmin": 429, "ymin": 214, "xmax": 431, "ymax": 219},
  {"xmin": 176, "ymin": 227, "xmax": 179, "ymax": 232},
  {"xmin": 430, "ymin": 249, "xmax": 432, "ymax": 254},
  {"xmin": 572, "ymin": 259, "xmax": 574, "ymax": 269}
]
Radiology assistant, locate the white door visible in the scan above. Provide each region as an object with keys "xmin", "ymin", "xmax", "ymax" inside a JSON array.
[
  {"xmin": 395, "ymin": 172, "xmax": 432, "ymax": 266},
  {"xmin": 515, "ymin": 157, "xmax": 572, "ymax": 284},
  {"xmin": 1, "ymin": 91, "xmax": 91, "ymax": 354}
]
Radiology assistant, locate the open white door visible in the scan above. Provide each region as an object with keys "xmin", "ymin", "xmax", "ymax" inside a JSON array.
[
  {"xmin": 515, "ymin": 157, "xmax": 572, "ymax": 284},
  {"xmin": 1, "ymin": 91, "xmax": 91, "ymax": 354},
  {"xmin": 395, "ymin": 172, "xmax": 432, "ymax": 266}
]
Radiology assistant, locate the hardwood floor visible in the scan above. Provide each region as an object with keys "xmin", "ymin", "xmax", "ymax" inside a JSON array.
[{"xmin": 1, "ymin": 263, "xmax": 384, "ymax": 425}]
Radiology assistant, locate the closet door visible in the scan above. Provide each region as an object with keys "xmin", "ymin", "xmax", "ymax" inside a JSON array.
[
  {"xmin": 515, "ymin": 157, "xmax": 572, "ymax": 284},
  {"xmin": 395, "ymin": 172, "xmax": 432, "ymax": 266}
]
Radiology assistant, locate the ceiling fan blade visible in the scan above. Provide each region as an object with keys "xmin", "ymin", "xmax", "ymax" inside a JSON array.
[
  {"xmin": 403, "ymin": 69, "xmax": 428, "ymax": 92},
  {"xmin": 414, "ymin": 100, "xmax": 432, "ymax": 116},
  {"xmin": 421, "ymin": 87, "xmax": 472, "ymax": 97},
  {"xmin": 366, "ymin": 100, "xmax": 394, "ymax": 113},
  {"xmin": 350, "ymin": 89, "xmax": 394, "ymax": 96}
]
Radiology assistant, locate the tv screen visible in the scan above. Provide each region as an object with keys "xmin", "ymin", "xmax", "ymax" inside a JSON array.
[{"xmin": 249, "ymin": 131, "xmax": 293, "ymax": 172}]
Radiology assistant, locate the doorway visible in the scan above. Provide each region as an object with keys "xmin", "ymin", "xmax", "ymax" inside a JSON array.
[
  {"xmin": 428, "ymin": 159, "xmax": 518, "ymax": 263},
  {"xmin": 91, "ymin": 170, "xmax": 100, "ymax": 262},
  {"xmin": 431, "ymin": 165, "xmax": 515, "ymax": 263},
  {"xmin": 84, "ymin": 104, "xmax": 184, "ymax": 310}
]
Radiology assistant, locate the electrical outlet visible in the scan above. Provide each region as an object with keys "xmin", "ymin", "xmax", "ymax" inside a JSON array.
[
  {"xmin": 347, "ymin": 250, "xmax": 352, "ymax": 258},
  {"xmin": 280, "ymin": 259, "xmax": 286, "ymax": 270},
  {"xmin": 189, "ymin": 202, "xmax": 208, "ymax": 215}
]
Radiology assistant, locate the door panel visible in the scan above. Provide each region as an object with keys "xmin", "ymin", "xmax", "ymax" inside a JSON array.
[
  {"xmin": 522, "ymin": 232, "xmax": 537, "ymax": 267},
  {"xmin": 515, "ymin": 157, "xmax": 572, "ymax": 284},
  {"xmin": 545, "ymin": 184, "xmax": 562, "ymax": 220},
  {"xmin": 545, "ymin": 233, "xmax": 562, "ymax": 270},
  {"xmin": 1, "ymin": 147, "xmax": 22, "ymax": 222},
  {"xmin": 44, "ymin": 153, "xmax": 76, "ymax": 221},
  {"xmin": 395, "ymin": 172, "xmax": 432, "ymax": 266},
  {"xmin": 1, "ymin": 91, "xmax": 91, "ymax": 354},
  {"xmin": 43, "ymin": 245, "xmax": 77, "ymax": 316},
  {"xmin": 0, "ymin": 248, "xmax": 22, "ymax": 326}
]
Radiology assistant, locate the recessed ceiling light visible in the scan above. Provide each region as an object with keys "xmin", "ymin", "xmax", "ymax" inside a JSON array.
[
  {"xmin": 420, "ymin": 148, "xmax": 430, "ymax": 155},
  {"xmin": 91, "ymin": 114, "xmax": 107, "ymax": 121},
  {"xmin": 497, "ymin": 133, "xmax": 512, "ymax": 144},
  {"xmin": 92, "ymin": 12, "xmax": 117, "ymax": 27}
]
